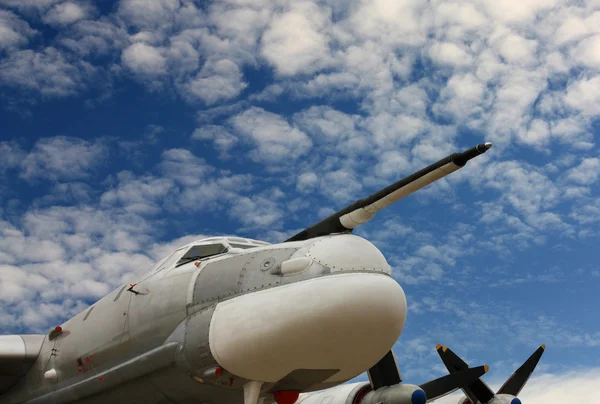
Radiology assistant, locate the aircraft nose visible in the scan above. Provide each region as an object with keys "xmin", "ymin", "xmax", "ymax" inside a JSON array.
[{"xmin": 208, "ymin": 272, "xmax": 407, "ymax": 384}]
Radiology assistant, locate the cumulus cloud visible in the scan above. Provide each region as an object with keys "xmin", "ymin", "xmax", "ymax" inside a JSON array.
[
  {"xmin": 43, "ymin": 1, "xmax": 93, "ymax": 26},
  {"xmin": 121, "ymin": 42, "xmax": 167, "ymax": 75},
  {"xmin": 0, "ymin": 205, "xmax": 157, "ymax": 331},
  {"xmin": 58, "ymin": 19, "xmax": 128, "ymax": 56},
  {"xmin": 564, "ymin": 158, "xmax": 600, "ymax": 186},
  {"xmin": 117, "ymin": 0, "xmax": 181, "ymax": 30},
  {"xmin": 428, "ymin": 41, "xmax": 473, "ymax": 68},
  {"xmin": 564, "ymin": 75, "xmax": 600, "ymax": 117},
  {"xmin": 0, "ymin": 47, "xmax": 94, "ymax": 97},
  {"xmin": 293, "ymin": 106, "xmax": 368, "ymax": 155},
  {"xmin": 229, "ymin": 107, "xmax": 312, "ymax": 164},
  {"xmin": 0, "ymin": 141, "xmax": 26, "ymax": 171},
  {"xmin": 20, "ymin": 136, "xmax": 108, "ymax": 182},
  {"xmin": 0, "ymin": 10, "xmax": 36, "ymax": 50},
  {"xmin": 100, "ymin": 172, "xmax": 174, "ymax": 215},
  {"xmin": 184, "ymin": 59, "xmax": 247, "ymax": 105},
  {"xmin": 434, "ymin": 369, "xmax": 600, "ymax": 404},
  {"xmin": 230, "ymin": 190, "xmax": 286, "ymax": 229},
  {"xmin": 192, "ymin": 125, "xmax": 239, "ymax": 155},
  {"xmin": 261, "ymin": 1, "xmax": 333, "ymax": 76}
]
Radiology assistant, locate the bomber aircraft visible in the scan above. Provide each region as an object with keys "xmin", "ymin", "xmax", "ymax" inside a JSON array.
[
  {"xmin": 1, "ymin": 143, "xmax": 493, "ymax": 404},
  {"xmin": 435, "ymin": 344, "xmax": 546, "ymax": 404}
]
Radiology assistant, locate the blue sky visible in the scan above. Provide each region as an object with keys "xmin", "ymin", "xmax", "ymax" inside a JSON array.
[{"xmin": 1, "ymin": 0, "xmax": 599, "ymax": 402}]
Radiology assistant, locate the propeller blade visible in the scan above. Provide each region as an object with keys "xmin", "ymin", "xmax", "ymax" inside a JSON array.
[
  {"xmin": 285, "ymin": 143, "xmax": 492, "ymax": 242},
  {"xmin": 367, "ymin": 351, "xmax": 402, "ymax": 390},
  {"xmin": 496, "ymin": 344, "xmax": 546, "ymax": 396},
  {"xmin": 419, "ymin": 365, "xmax": 489, "ymax": 401},
  {"xmin": 436, "ymin": 345, "xmax": 495, "ymax": 403}
]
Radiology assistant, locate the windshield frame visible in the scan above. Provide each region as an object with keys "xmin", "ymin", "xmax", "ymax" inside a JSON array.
[{"xmin": 175, "ymin": 242, "xmax": 229, "ymax": 267}]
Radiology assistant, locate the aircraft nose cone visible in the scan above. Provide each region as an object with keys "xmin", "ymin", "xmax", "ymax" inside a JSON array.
[{"xmin": 208, "ymin": 273, "xmax": 407, "ymax": 383}]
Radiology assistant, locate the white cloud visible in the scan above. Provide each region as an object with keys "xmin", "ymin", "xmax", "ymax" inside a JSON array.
[
  {"xmin": 185, "ymin": 59, "xmax": 247, "ymax": 105},
  {"xmin": 159, "ymin": 148, "xmax": 213, "ymax": 187},
  {"xmin": 20, "ymin": 136, "xmax": 108, "ymax": 182},
  {"xmin": 554, "ymin": 16, "xmax": 590, "ymax": 46},
  {"xmin": 488, "ymin": 71, "xmax": 547, "ymax": 143},
  {"xmin": 0, "ymin": 203, "xmax": 163, "ymax": 332},
  {"xmin": 43, "ymin": 1, "xmax": 92, "ymax": 26},
  {"xmin": 564, "ymin": 75, "xmax": 600, "ymax": 116},
  {"xmin": 520, "ymin": 119, "xmax": 551, "ymax": 147},
  {"xmin": 375, "ymin": 151, "xmax": 411, "ymax": 179},
  {"xmin": 296, "ymin": 172, "xmax": 319, "ymax": 192},
  {"xmin": 320, "ymin": 168, "xmax": 362, "ymax": 202},
  {"xmin": 429, "ymin": 2, "xmax": 487, "ymax": 39},
  {"xmin": 117, "ymin": 0, "xmax": 181, "ymax": 30},
  {"xmin": 483, "ymin": 0, "xmax": 559, "ymax": 24},
  {"xmin": 122, "ymin": 42, "xmax": 167, "ymax": 75},
  {"xmin": 573, "ymin": 35, "xmax": 600, "ymax": 69},
  {"xmin": 230, "ymin": 191, "xmax": 285, "ymax": 229},
  {"xmin": 564, "ymin": 158, "xmax": 600, "ymax": 186},
  {"xmin": 293, "ymin": 106, "xmax": 368, "ymax": 155},
  {"xmin": 348, "ymin": 0, "xmax": 427, "ymax": 48},
  {"xmin": 100, "ymin": 172, "xmax": 174, "ymax": 215},
  {"xmin": 495, "ymin": 32, "xmax": 538, "ymax": 66},
  {"xmin": 261, "ymin": 2, "xmax": 333, "ymax": 76},
  {"xmin": 0, "ymin": 141, "xmax": 26, "ymax": 171},
  {"xmin": 58, "ymin": 19, "xmax": 128, "ymax": 56},
  {"xmin": 0, "ymin": 10, "xmax": 36, "ymax": 50},
  {"xmin": 434, "ymin": 73, "xmax": 487, "ymax": 124},
  {"xmin": 229, "ymin": 107, "xmax": 313, "ymax": 164},
  {"xmin": 479, "ymin": 161, "xmax": 559, "ymax": 217},
  {"xmin": 434, "ymin": 369, "xmax": 600, "ymax": 404},
  {"xmin": 192, "ymin": 125, "xmax": 239, "ymax": 154},
  {"xmin": 209, "ymin": 4, "xmax": 270, "ymax": 48},
  {"xmin": 0, "ymin": 47, "xmax": 94, "ymax": 97},
  {"xmin": 570, "ymin": 199, "xmax": 600, "ymax": 225},
  {"xmin": 0, "ymin": 0, "xmax": 62, "ymax": 13},
  {"xmin": 428, "ymin": 41, "xmax": 473, "ymax": 68}
]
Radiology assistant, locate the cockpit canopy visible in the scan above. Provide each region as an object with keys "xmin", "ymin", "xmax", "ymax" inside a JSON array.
[
  {"xmin": 176, "ymin": 243, "xmax": 228, "ymax": 267},
  {"xmin": 169, "ymin": 236, "xmax": 269, "ymax": 268}
]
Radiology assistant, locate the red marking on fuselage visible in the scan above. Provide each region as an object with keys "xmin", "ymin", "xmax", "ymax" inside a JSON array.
[{"xmin": 273, "ymin": 390, "xmax": 300, "ymax": 404}]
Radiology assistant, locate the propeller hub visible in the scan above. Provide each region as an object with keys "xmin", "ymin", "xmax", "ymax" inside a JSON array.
[
  {"xmin": 511, "ymin": 399, "xmax": 522, "ymax": 404},
  {"xmin": 411, "ymin": 389, "xmax": 426, "ymax": 404}
]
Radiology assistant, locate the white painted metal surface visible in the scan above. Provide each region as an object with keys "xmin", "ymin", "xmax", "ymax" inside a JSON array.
[
  {"xmin": 209, "ymin": 272, "xmax": 407, "ymax": 383},
  {"xmin": 280, "ymin": 257, "xmax": 313, "ymax": 275},
  {"xmin": 0, "ymin": 336, "xmax": 26, "ymax": 360},
  {"xmin": 305, "ymin": 235, "xmax": 391, "ymax": 274}
]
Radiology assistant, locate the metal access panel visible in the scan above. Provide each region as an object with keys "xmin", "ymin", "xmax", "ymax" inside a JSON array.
[
  {"xmin": 237, "ymin": 247, "xmax": 299, "ymax": 293},
  {"xmin": 192, "ymin": 255, "xmax": 249, "ymax": 305},
  {"xmin": 184, "ymin": 305, "xmax": 216, "ymax": 371}
]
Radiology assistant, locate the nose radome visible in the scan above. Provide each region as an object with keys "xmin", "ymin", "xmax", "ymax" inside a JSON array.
[
  {"xmin": 208, "ymin": 272, "xmax": 407, "ymax": 384},
  {"xmin": 304, "ymin": 234, "xmax": 392, "ymax": 274}
]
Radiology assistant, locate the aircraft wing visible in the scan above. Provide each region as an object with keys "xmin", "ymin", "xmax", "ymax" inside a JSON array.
[
  {"xmin": 0, "ymin": 335, "xmax": 45, "ymax": 395},
  {"xmin": 286, "ymin": 143, "xmax": 492, "ymax": 242}
]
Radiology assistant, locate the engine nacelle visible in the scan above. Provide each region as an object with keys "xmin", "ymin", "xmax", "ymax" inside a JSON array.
[
  {"xmin": 297, "ymin": 383, "xmax": 372, "ymax": 404},
  {"xmin": 362, "ymin": 384, "xmax": 425, "ymax": 404},
  {"xmin": 297, "ymin": 383, "xmax": 426, "ymax": 404}
]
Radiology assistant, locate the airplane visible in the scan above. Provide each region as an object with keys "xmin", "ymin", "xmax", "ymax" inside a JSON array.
[
  {"xmin": 0, "ymin": 143, "xmax": 493, "ymax": 404},
  {"xmin": 435, "ymin": 344, "xmax": 546, "ymax": 404}
]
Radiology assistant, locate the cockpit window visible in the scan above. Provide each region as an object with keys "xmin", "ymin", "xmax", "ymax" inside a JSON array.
[{"xmin": 176, "ymin": 243, "xmax": 228, "ymax": 267}]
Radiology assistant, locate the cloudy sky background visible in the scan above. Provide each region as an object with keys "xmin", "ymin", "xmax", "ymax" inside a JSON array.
[{"xmin": 1, "ymin": 0, "xmax": 599, "ymax": 402}]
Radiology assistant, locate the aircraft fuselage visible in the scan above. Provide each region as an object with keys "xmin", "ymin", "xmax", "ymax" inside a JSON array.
[{"xmin": 2, "ymin": 234, "xmax": 407, "ymax": 404}]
